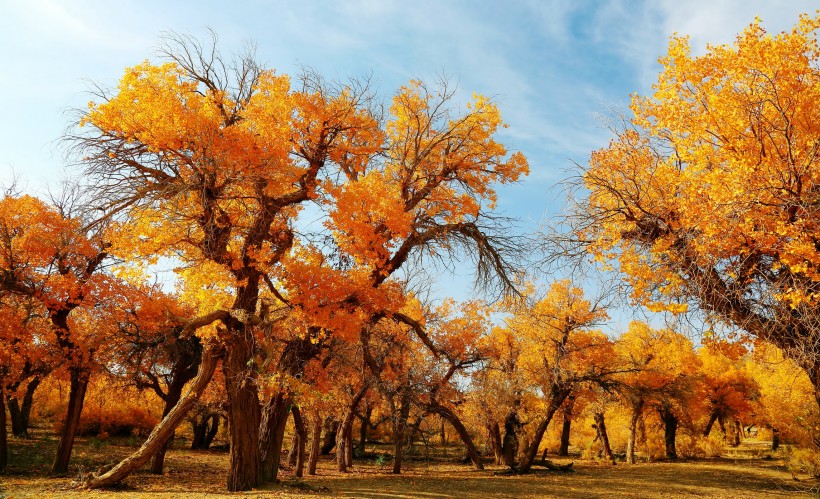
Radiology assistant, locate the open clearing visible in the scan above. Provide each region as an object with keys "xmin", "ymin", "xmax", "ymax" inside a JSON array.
[{"xmin": 1, "ymin": 434, "xmax": 818, "ymax": 498}]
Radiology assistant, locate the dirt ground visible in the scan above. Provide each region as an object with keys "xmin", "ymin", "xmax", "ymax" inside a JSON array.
[{"xmin": 1, "ymin": 433, "xmax": 817, "ymax": 498}]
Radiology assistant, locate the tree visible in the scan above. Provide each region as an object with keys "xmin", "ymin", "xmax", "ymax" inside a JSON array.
[{"xmin": 558, "ymin": 14, "xmax": 820, "ymax": 413}]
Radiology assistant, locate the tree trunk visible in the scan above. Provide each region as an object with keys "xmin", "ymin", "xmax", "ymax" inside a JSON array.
[
  {"xmin": 291, "ymin": 406, "xmax": 307, "ymax": 477},
  {"xmin": 558, "ymin": 395, "xmax": 575, "ymax": 457},
  {"xmin": 501, "ymin": 412, "xmax": 520, "ymax": 468},
  {"xmin": 82, "ymin": 347, "xmax": 221, "ymax": 489},
  {"xmin": 518, "ymin": 391, "xmax": 568, "ymax": 473},
  {"xmin": 488, "ymin": 422, "xmax": 503, "ymax": 465},
  {"xmin": 203, "ymin": 414, "xmax": 220, "ymax": 449},
  {"xmin": 308, "ymin": 411, "xmax": 322, "ymax": 475},
  {"xmin": 287, "ymin": 431, "xmax": 299, "ymax": 466},
  {"xmin": 52, "ymin": 366, "xmax": 90, "ymax": 474},
  {"xmin": 730, "ymin": 420, "xmax": 742, "ymax": 447},
  {"xmin": 338, "ymin": 384, "xmax": 369, "ymax": 472},
  {"xmin": 191, "ymin": 417, "xmax": 207, "ymax": 449},
  {"xmin": 392, "ymin": 389, "xmax": 411, "ymax": 474},
  {"xmin": 659, "ymin": 405, "xmax": 678, "ymax": 460},
  {"xmin": 703, "ymin": 410, "xmax": 719, "ymax": 437},
  {"xmin": 259, "ymin": 391, "xmax": 290, "ymax": 482},
  {"xmin": 593, "ymin": 411, "xmax": 615, "ymax": 463},
  {"xmin": 771, "ymin": 428, "xmax": 780, "ymax": 451},
  {"xmin": 224, "ymin": 326, "xmax": 262, "ymax": 491},
  {"xmin": 358, "ymin": 405, "xmax": 372, "ymax": 454},
  {"xmin": 7, "ymin": 397, "xmax": 25, "ymax": 438},
  {"xmin": 150, "ymin": 390, "xmax": 183, "ymax": 474},
  {"xmin": 0, "ymin": 387, "xmax": 7, "ymax": 472},
  {"xmin": 429, "ymin": 404, "xmax": 483, "ymax": 470},
  {"xmin": 320, "ymin": 418, "xmax": 339, "ymax": 455},
  {"xmin": 626, "ymin": 398, "xmax": 644, "ymax": 465},
  {"xmin": 19, "ymin": 375, "xmax": 40, "ymax": 436}
]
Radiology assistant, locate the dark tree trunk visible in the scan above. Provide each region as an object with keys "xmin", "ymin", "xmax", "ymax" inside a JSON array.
[
  {"xmin": 0, "ymin": 387, "xmax": 7, "ymax": 472},
  {"xmin": 558, "ymin": 395, "xmax": 575, "ymax": 456},
  {"xmin": 659, "ymin": 405, "xmax": 678, "ymax": 460},
  {"xmin": 358, "ymin": 405, "xmax": 372, "ymax": 454},
  {"xmin": 703, "ymin": 410, "xmax": 719, "ymax": 437},
  {"xmin": 338, "ymin": 384, "xmax": 369, "ymax": 472},
  {"xmin": 7, "ymin": 397, "xmax": 25, "ymax": 438},
  {"xmin": 320, "ymin": 418, "xmax": 339, "ymax": 455},
  {"xmin": 52, "ymin": 366, "xmax": 90, "ymax": 474},
  {"xmin": 392, "ymin": 389, "xmax": 411, "ymax": 474},
  {"xmin": 259, "ymin": 391, "xmax": 289, "ymax": 482},
  {"xmin": 291, "ymin": 406, "xmax": 307, "ymax": 477},
  {"xmin": 429, "ymin": 404, "xmax": 483, "ymax": 470},
  {"xmin": 488, "ymin": 422, "xmax": 503, "ymax": 465},
  {"xmin": 730, "ymin": 420, "xmax": 742, "ymax": 447},
  {"xmin": 150, "ymin": 390, "xmax": 182, "ymax": 474},
  {"xmin": 224, "ymin": 325, "xmax": 262, "ymax": 492},
  {"xmin": 308, "ymin": 411, "xmax": 322, "ymax": 475},
  {"xmin": 626, "ymin": 398, "xmax": 644, "ymax": 465},
  {"xmin": 288, "ymin": 431, "xmax": 299, "ymax": 466},
  {"xmin": 203, "ymin": 415, "xmax": 220, "ymax": 449},
  {"xmin": 593, "ymin": 411, "xmax": 615, "ymax": 463},
  {"xmin": 501, "ymin": 412, "xmax": 521, "ymax": 468},
  {"xmin": 19, "ymin": 375, "xmax": 41, "ymax": 436},
  {"xmin": 83, "ymin": 347, "xmax": 221, "ymax": 489},
  {"xmin": 771, "ymin": 428, "xmax": 780, "ymax": 451},
  {"xmin": 518, "ymin": 391, "xmax": 569, "ymax": 473},
  {"xmin": 191, "ymin": 417, "xmax": 207, "ymax": 449}
]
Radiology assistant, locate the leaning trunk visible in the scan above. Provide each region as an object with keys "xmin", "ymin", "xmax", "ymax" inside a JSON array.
[
  {"xmin": 558, "ymin": 419, "xmax": 571, "ymax": 457},
  {"xmin": 259, "ymin": 391, "xmax": 290, "ymax": 482},
  {"xmin": 224, "ymin": 325, "xmax": 262, "ymax": 491},
  {"xmin": 203, "ymin": 414, "xmax": 220, "ymax": 449},
  {"xmin": 150, "ymin": 389, "xmax": 183, "ymax": 474},
  {"xmin": 593, "ymin": 411, "xmax": 615, "ymax": 463},
  {"xmin": 52, "ymin": 366, "xmax": 90, "ymax": 474},
  {"xmin": 7, "ymin": 398, "xmax": 25, "ymax": 438},
  {"xmin": 703, "ymin": 410, "xmax": 719, "ymax": 437},
  {"xmin": 82, "ymin": 347, "xmax": 221, "ymax": 489},
  {"xmin": 338, "ymin": 384, "xmax": 369, "ymax": 472},
  {"xmin": 518, "ymin": 390, "xmax": 569, "ymax": 473},
  {"xmin": 20, "ymin": 376, "xmax": 41, "ymax": 434},
  {"xmin": 626, "ymin": 398, "xmax": 644, "ymax": 465},
  {"xmin": 430, "ymin": 404, "xmax": 483, "ymax": 470},
  {"xmin": 291, "ymin": 406, "xmax": 307, "ymax": 477}
]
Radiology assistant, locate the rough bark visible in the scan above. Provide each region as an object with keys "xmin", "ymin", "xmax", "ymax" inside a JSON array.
[
  {"xmin": 391, "ymin": 389, "xmax": 411, "ymax": 474},
  {"xmin": 150, "ymin": 389, "xmax": 182, "ymax": 474},
  {"xmin": 626, "ymin": 398, "xmax": 644, "ymax": 465},
  {"xmin": 558, "ymin": 396, "xmax": 575, "ymax": 457},
  {"xmin": 52, "ymin": 366, "xmax": 90, "ymax": 474},
  {"xmin": 82, "ymin": 347, "xmax": 221, "ymax": 489},
  {"xmin": 291, "ymin": 406, "xmax": 307, "ymax": 477},
  {"xmin": 659, "ymin": 405, "xmax": 678, "ymax": 460},
  {"xmin": 593, "ymin": 411, "xmax": 615, "ymax": 464},
  {"xmin": 7, "ymin": 397, "xmax": 25, "ymax": 438},
  {"xmin": 308, "ymin": 411, "xmax": 322, "ymax": 475},
  {"xmin": 259, "ymin": 391, "xmax": 290, "ymax": 482},
  {"xmin": 223, "ymin": 324, "xmax": 262, "ymax": 491},
  {"xmin": 501, "ymin": 412, "xmax": 521, "ymax": 468},
  {"xmin": 428, "ymin": 404, "xmax": 483, "ymax": 470},
  {"xmin": 518, "ymin": 391, "xmax": 569, "ymax": 473},
  {"xmin": 488, "ymin": 422, "xmax": 503, "ymax": 465},
  {"xmin": 337, "ymin": 384, "xmax": 369, "ymax": 472}
]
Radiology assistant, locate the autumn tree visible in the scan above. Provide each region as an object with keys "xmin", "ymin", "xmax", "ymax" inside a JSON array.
[{"xmin": 556, "ymin": 13, "xmax": 820, "ymax": 416}]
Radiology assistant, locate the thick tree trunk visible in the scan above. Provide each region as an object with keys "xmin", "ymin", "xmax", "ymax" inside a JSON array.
[
  {"xmin": 203, "ymin": 414, "xmax": 220, "ymax": 449},
  {"xmin": 501, "ymin": 412, "xmax": 520, "ymax": 468},
  {"xmin": 259, "ymin": 391, "xmax": 290, "ymax": 482},
  {"xmin": 429, "ymin": 404, "xmax": 483, "ymax": 470},
  {"xmin": 488, "ymin": 422, "xmax": 503, "ymax": 465},
  {"xmin": 626, "ymin": 398, "xmax": 644, "ymax": 465},
  {"xmin": 703, "ymin": 410, "xmax": 719, "ymax": 437},
  {"xmin": 7, "ymin": 397, "xmax": 25, "ymax": 438},
  {"xmin": 0, "ymin": 387, "xmax": 7, "ymax": 472},
  {"xmin": 82, "ymin": 348, "xmax": 221, "ymax": 489},
  {"xmin": 518, "ymin": 391, "xmax": 569, "ymax": 473},
  {"xmin": 150, "ymin": 390, "xmax": 183, "ymax": 474},
  {"xmin": 308, "ymin": 411, "xmax": 322, "ymax": 475},
  {"xmin": 338, "ymin": 384, "xmax": 369, "ymax": 472},
  {"xmin": 392, "ymin": 390, "xmax": 411, "ymax": 474},
  {"xmin": 320, "ymin": 418, "xmax": 339, "ymax": 455},
  {"xmin": 224, "ymin": 326, "xmax": 262, "ymax": 491},
  {"xmin": 659, "ymin": 406, "xmax": 678, "ymax": 460},
  {"xmin": 52, "ymin": 366, "xmax": 90, "ymax": 474},
  {"xmin": 558, "ymin": 395, "xmax": 575, "ymax": 456},
  {"xmin": 593, "ymin": 411, "xmax": 615, "ymax": 463}
]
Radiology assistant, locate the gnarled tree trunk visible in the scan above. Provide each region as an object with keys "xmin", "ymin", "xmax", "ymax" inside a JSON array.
[
  {"xmin": 428, "ymin": 404, "xmax": 483, "ymax": 470},
  {"xmin": 259, "ymin": 391, "xmax": 290, "ymax": 482},
  {"xmin": 337, "ymin": 384, "xmax": 369, "ymax": 472},
  {"xmin": 308, "ymin": 411, "xmax": 322, "ymax": 475},
  {"xmin": 82, "ymin": 347, "xmax": 221, "ymax": 489},
  {"xmin": 518, "ymin": 390, "xmax": 569, "ymax": 473},
  {"xmin": 593, "ymin": 411, "xmax": 615, "ymax": 463},
  {"xmin": 558, "ymin": 395, "xmax": 575, "ymax": 457},
  {"xmin": 626, "ymin": 397, "xmax": 644, "ymax": 465},
  {"xmin": 659, "ymin": 405, "xmax": 678, "ymax": 460}
]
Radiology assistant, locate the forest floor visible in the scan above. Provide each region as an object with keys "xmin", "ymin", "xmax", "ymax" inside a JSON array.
[{"xmin": 1, "ymin": 431, "xmax": 818, "ymax": 498}]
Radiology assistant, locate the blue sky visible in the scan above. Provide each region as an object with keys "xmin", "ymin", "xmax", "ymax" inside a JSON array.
[{"xmin": 0, "ymin": 0, "xmax": 814, "ymax": 310}]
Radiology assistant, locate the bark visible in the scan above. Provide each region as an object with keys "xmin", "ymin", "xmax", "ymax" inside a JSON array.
[
  {"xmin": 0, "ymin": 387, "xmax": 7, "ymax": 472},
  {"xmin": 626, "ymin": 398, "xmax": 644, "ymax": 465},
  {"xmin": 82, "ymin": 347, "xmax": 221, "ymax": 489},
  {"xmin": 337, "ymin": 384, "xmax": 369, "ymax": 472},
  {"xmin": 150, "ymin": 390, "xmax": 182, "ymax": 474},
  {"xmin": 659, "ymin": 406, "xmax": 678, "ymax": 460},
  {"xmin": 501, "ymin": 412, "xmax": 521, "ymax": 468},
  {"xmin": 703, "ymin": 410, "xmax": 719, "ymax": 437},
  {"xmin": 52, "ymin": 366, "xmax": 90, "ymax": 474},
  {"xmin": 291, "ymin": 406, "xmax": 307, "ymax": 477},
  {"xmin": 391, "ymin": 389, "xmax": 411, "ymax": 474},
  {"xmin": 320, "ymin": 418, "xmax": 339, "ymax": 455},
  {"xmin": 358, "ymin": 405, "xmax": 372, "ymax": 453},
  {"xmin": 593, "ymin": 411, "xmax": 615, "ymax": 463},
  {"xmin": 20, "ymin": 376, "xmax": 40, "ymax": 434},
  {"xmin": 428, "ymin": 404, "xmax": 483, "ymax": 470},
  {"xmin": 345, "ymin": 428, "xmax": 353, "ymax": 467},
  {"xmin": 558, "ymin": 396, "xmax": 575, "ymax": 456},
  {"xmin": 7, "ymin": 398, "xmax": 25, "ymax": 438},
  {"xmin": 259, "ymin": 391, "xmax": 290, "ymax": 482},
  {"xmin": 730, "ymin": 420, "xmax": 742, "ymax": 447},
  {"xmin": 488, "ymin": 422, "xmax": 503, "ymax": 465},
  {"xmin": 771, "ymin": 428, "xmax": 780, "ymax": 451},
  {"xmin": 308, "ymin": 411, "xmax": 322, "ymax": 475},
  {"xmin": 518, "ymin": 391, "xmax": 569, "ymax": 473},
  {"xmin": 203, "ymin": 414, "xmax": 220, "ymax": 449},
  {"xmin": 223, "ymin": 325, "xmax": 262, "ymax": 491}
]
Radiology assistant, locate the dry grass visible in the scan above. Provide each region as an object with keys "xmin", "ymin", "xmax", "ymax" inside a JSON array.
[{"xmin": 1, "ymin": 432, "xmax": 817, "ymax": 498}]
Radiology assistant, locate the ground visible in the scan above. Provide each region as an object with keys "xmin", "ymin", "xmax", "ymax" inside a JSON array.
[{"xmin": 1, "ymin": 432, "xmax": 817, "ymax": 498}]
